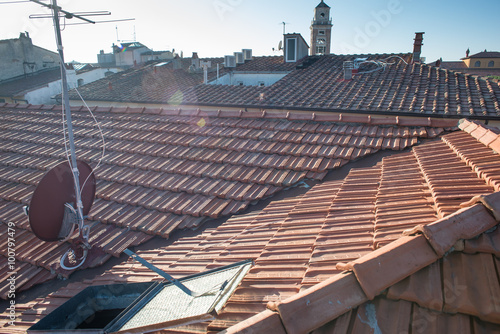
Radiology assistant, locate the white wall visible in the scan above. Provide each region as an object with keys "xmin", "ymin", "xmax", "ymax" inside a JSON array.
[
  {"xmin": 115, "ymin": 47, "xmax": 149, "ymax": 67},
  {"xmin": 23, "ymin": 69, "xmax": 78, "ymax": 105},
  {"xmin": 75, "ymin": 68, "xmax": 120, "ymax": 87},
  {"xmin": 211, "ymin": 72, "xmax": 288, "ymax": 86}
]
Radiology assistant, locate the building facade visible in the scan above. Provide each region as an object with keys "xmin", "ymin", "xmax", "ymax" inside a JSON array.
[
  {"xmin": 310, "ymin": 0, "xmax": 333, "ymax": 56},
  {"xmin": 0, "ymin": 32, "xmax": 59, "ymax": 82}
]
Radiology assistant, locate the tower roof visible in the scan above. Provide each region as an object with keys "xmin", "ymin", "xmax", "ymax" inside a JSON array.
[{"xmin": 316, "ymin": 0, "xmax": 330, "ymax": 8}]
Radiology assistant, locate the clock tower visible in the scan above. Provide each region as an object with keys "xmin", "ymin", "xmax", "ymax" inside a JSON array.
[{"xmin": 310, "ymin": 0, "xmax": 333, "ymax": 56}]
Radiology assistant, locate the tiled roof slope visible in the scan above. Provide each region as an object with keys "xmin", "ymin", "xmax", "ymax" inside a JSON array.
[
  {"xmin": 468, "ymin": 51, "xmax": 500, "ymax": 59},
  {"xmin": 4, "ymin": 120, "xmax": 500, "ymax": 333},
  {"xmin": 0, "ymin": 69, "xmax": 61, "ymax": 97},
  {"xmin": 227, "ymin": 56, "xmax": 298, "ymax": 72},
  {"xmin": 69, "ymin": 54, "xmax": 500, "ymax": 119},
  {"xmin": 0, "ymin": 104, "xmax": 447, "ymax": 300},
  {"xmin": 428, "ymin": 61, "xmax": 500, "ymax": 79}
]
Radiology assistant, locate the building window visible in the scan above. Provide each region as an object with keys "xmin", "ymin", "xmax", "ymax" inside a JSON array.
[
  {"xmin": 319, "ymin": 30, "xmax": 325, "ymax": 35},
  {"xmin": 488, "ymin": 61, "xmax": 495, "ymax": 67},
  {"xmin": 77, "ymin": 79, "xmax": 84, "ymax": 87},
  {"xmin": 258, "ymin": 81, "xmax": 265, "ymax": 87},
  {"xmin": 474, "ymin": 61, "xmax": 481, "ymax": 67},
  {"xmin": 286, "ymin": 38, "xmax": 297, "ymax": 62},
  {"xmin": 316, "ymin": 46, "xmax": 326, "ymax": 55},
  {"xmin": 0, "ymin": 99, "xmax": 5, "ymax": 103}
]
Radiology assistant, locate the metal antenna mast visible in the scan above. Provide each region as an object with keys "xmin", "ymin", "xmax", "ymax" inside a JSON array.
[
  {"xmin": 29, "ymin": 0, "xmax": 102, "ymax": 270},
  {"xmin": 28, "ymin": 1, "xmax": 82, "ymax": 230},
  {"xmin": 32, "ymin": 0, "xmax": 89, "ymax": 233},
  {"xmin": 24, "ymin": 0, "xmax": 132, "ymax": 271}
]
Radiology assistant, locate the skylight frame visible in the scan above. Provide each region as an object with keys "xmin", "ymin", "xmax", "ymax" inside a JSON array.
[{"xmin": 28, "ymin": 260, "xmax": 253, "ymax": 334}]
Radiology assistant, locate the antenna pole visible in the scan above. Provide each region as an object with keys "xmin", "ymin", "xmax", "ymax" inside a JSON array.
[{"xmin": 50, "ymin": 0, "xmax": 85, "ymax": 227}]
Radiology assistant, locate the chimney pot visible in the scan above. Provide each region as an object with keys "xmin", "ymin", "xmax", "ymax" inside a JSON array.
[{"xmin": 343, "ymin": 61, "xmax": 354, "ymax": 80}]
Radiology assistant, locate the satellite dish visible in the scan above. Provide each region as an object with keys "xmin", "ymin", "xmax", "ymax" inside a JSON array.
[
  {"xmin": 29, "ymin": 160, "xmax": 96, "ymax": 242},
  {"xmin": 278, "ymin": 40, "xmax": 283, "ymax": 51}
]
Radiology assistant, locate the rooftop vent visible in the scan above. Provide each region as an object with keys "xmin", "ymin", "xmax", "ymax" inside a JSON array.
[
  {"xmin": 242, "ymin": 49, "xmax": 253, "ymax": 61},
  {"xmin": 224, "ymin": 55, "xmax": 236, "ymax": 68},
  {"xmin": 234, "ymin": 52, "xmax": 244, "ymax": 64},
  {"xmin": 343, "ymin": 61, "xmax": 354, "ymax": 80}
]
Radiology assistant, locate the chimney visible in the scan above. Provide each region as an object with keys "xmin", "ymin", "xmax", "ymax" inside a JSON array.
[
  {"xmin": 192, "ymin": 52, "xmax": 200, "ymax": 69},
  {"xmin": 412, "ymin": 32, "xmax": 424, "ymax": 63},
  {"xmin": 173, "ymin": 55, "xmax": 182, "ymax": 70},
  {"xmin": 343, "ymin": 61, "xmax": 354, "ymax": 80}
]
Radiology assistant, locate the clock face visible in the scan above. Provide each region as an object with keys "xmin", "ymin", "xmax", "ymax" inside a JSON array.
[{"xmin": 321, "ymin": 12, "xmax": 325, "ymax": 17}]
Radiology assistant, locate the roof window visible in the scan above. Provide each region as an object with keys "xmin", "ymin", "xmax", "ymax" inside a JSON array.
[
  {"xmin": 28, "ymin": 253, "xmax": 253, "ymax": 333},
  {"xmin": 286, "ymin": 38, "xmax": 297, "ymax": 62},
  {"xmin": 475, "ymin": 61, "xmax": 481, "ymax": 67}
]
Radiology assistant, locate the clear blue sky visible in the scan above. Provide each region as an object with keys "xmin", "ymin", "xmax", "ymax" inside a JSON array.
[{"xmin": 1, "ymin": 0, "xmax": 498, "ymax": 63}]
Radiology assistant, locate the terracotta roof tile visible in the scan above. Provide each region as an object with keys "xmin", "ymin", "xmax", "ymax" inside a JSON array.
[
  {"xmin": 418, "ymin": 204, "xmax": 497, "ymax": 256},
  {"xmin": 273, "ymin": 272, "xmax": 368, "ymax": 334},
  {"xmin": 5, "ymin": 116, "xmax": 500, "ymax": 333},
  {"xmin": 65, "ymin": 54, "xmax": 500, "ymax": 120},
  {"xmin": 387, "ymin": 261, "xmax": 443, "ymax": 311},
  {"xmin": 442, "ymin": 252, "xmax": 500, "ymax": 323}
]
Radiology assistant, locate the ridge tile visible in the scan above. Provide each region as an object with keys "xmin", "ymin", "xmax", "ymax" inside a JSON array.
[
  {"xmin": 421, "ymin": 203, "xmax": 497, "ymax": 256},
  {"xmin": 273, "ymin": 272, "xmax": 368, "ymax": 334},
  {"xmin": 339, "ymin": 235, "xmax": 439, "ymax": 300}
]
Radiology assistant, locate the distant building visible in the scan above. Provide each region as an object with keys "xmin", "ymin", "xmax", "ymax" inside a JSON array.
[
  {"xmin": 0, "ymin": 32, "xmax": 59, "ymax": 82},
  {"xmin": 0, "ymin": 67, "xmax": 76, "ymax": 105},
  {"xmin": 310, "ymin": 0, "xmax": 333, "ymax": 56},
  {"xmin": 0, "ymin": 33, "xmax": 121, "ymax": 104},
  {"xmin": 97, "ymin": 42, "xmax": 176, "ymax": 68},
  {"xmin": 0, "ymin": 32, "xmax": 69, "ymax": 104},
  {"xmin": 431, "ymin": 50, "xmax": 500, "ymax": 78}
]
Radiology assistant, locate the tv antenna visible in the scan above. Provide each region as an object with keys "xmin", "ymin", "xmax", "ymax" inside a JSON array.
[
  {"xmin": 26, "ymin": 0, "xmax": 135, "ymax": 25},
  {"xmin": 280, "ymin": 21, "xmax": 290, "ymax": 35},
  {"xmin": 26, "ymin": 0, "xmax": 109, "ymax": 271}
]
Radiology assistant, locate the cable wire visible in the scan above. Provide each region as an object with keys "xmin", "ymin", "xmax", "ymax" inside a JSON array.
[
  {"xmin": 356, "ymin": 55, "xmax": 408, "ymax": 75},
  {"xmin": 74, "ymin": 87, "xmax": 106, "ymax": 199}
]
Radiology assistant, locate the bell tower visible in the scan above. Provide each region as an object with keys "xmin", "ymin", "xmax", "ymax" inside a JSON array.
[{"xmin": 310, "ymin": 0, "xmax": 333, "ymax": 56}]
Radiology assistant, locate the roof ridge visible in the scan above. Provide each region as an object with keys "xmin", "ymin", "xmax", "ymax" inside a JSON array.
[
  {"xmin": 0, "ymin": 104, "xmax": 459, "ymax": 128},
  {"xmin": 223, "ymin": 192, "xmax": 500, "ymax": 334}
]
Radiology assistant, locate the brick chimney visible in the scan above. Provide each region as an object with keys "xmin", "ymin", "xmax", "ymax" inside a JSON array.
[{"xmin": 412, "ymin": 32, "xmax": 424, "ymax": 63}]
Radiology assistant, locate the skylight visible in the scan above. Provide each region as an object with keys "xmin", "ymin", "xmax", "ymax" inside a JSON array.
[{"xmin": 28, "ymin": 259, "xmax": 253, "ymax": 333}]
